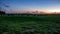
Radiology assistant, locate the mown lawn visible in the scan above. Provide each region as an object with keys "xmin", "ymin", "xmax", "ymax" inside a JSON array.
[{"xmin": 0, "ymin": 15, "xmax": 60, "ymax": 34}]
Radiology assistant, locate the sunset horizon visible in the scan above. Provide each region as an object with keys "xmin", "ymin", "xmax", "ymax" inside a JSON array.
[{"xmin": 0, "ymin": 0, "xmax": 60, "ymax": 14}]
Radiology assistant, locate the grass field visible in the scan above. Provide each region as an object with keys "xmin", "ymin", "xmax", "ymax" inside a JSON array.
[{"xmin": 0, "ymin": 15, "xmax": 60, "ymax": 34}]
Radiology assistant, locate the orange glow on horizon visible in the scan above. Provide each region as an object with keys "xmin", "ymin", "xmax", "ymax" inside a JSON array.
[{"xmin": 13, "ymin": 9, "xmax": 60, "ymax": 14}]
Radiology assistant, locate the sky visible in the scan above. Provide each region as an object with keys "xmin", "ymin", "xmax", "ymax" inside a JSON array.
[{"xmin": 0, "ymin": 0, "xmax": 60, "ymax": 13}]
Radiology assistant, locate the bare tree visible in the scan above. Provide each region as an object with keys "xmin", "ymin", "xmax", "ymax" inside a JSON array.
[{"xmin": 0, "ymin": 0, "xmax": 10, "ymax": 14}]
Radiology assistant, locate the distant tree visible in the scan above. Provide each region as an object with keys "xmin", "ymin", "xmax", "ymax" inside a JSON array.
[
  {"xmin": 0, "ymin": 11, "xmax": 5, "ymax": 14},
  {"xmin": 0, "ymin": 0, "xmax": 10, "ymax": 14},
  {"xmin": 0, "ymin": 6, "xmax": 5, "ymax": 14}
]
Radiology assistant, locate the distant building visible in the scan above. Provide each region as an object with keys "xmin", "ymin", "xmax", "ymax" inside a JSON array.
[{"xmin": 36, "ymin": 10, "xmax": 38, "ymax": 14}]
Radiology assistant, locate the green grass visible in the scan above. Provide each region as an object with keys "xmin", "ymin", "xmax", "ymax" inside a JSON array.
[{"xmin": 0, "ymin": 15, "xmax": 60, "ymax": 34}]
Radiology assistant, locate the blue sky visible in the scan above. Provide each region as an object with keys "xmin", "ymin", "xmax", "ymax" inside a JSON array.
[{"xmin": 0, "ymin": 0, "xmax": 60, "ymax": 13}]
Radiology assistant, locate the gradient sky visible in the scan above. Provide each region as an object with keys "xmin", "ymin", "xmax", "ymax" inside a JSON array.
[{"xmin": 0, "ymin": 0, "xmax": 60, "ymax": 13}]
